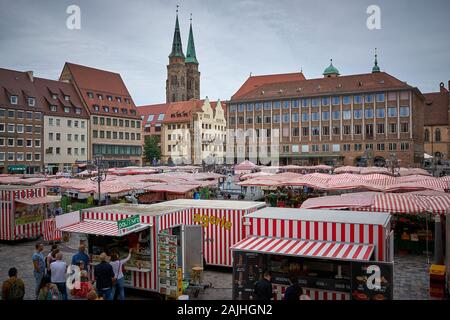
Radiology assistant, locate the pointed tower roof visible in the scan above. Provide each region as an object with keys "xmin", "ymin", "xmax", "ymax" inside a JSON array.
[
  {"xmin": 185, "ymin": 14, "xmax": 198, "ymax": 64},
  {"xmin": 372, "ymin": 48, "xmax": 381, "ymax": 73},
  {"xmin": 169, "ymin": 8, "xmax": 185, "ymax": 59}
]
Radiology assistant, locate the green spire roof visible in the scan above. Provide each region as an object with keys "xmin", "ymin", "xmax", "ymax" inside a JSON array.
[
  {"xmin": 169, "ymin": 13, "xmax": 185, "ymax": 59},
  {"xmin": 185, "ymin": 16, "xmax": 198, "ymax": 64},
  {"xmin": 323, "ymin": 59, "xmax": 340, "ymax": 76},
  {"xmin": 372, "ymin": 48, "xmax": 380, "ymax": 73}
]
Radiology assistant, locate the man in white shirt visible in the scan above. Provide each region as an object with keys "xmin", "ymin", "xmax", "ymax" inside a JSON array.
[{"xmin": 50, "ymin": 252, "xmax": 68, "ymax": 300}]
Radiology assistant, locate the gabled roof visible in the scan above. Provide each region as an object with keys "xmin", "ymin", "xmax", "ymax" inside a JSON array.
[
  {"xmin": 423, "ymin": 91, "xmax": 449, "ymax": 126},
  {"xmin": 230, "ymin": 72, "xmax": 415, "ymax": 102},
  {"xmin": 0, "ymin": 68, "xmax": 41, "ymax": 111},
  {"xmin": 34, "ymin": 77, "xmax": 89, "ymax": 119},
  {"xmin": 137, "ymin": 103, "xmax": 169, "ymax": 126},
  {"xmin": 61, "ymin": 62, "xmax": 140, "ymax": 119},
  {"xmin": 232, "ymin": 72, "xmax": 306, "ymax": 100}
]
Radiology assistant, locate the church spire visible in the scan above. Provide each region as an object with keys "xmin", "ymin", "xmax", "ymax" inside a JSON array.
[
  {"xmin": 169, "ymin": 5, "xmax": 185, "ymax": 59},
  {"xmin": 186, "ymin": 13, "xmax": 198, "ymax": 64},
  {"xmin": 372, "ymin": 48, "xmax": 380, "ymax": 73}
]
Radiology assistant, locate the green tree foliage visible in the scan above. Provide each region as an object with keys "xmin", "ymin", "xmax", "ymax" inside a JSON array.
[{"xmin": 144, "ymin": 136, "xmax": 161, "ymax": 165}]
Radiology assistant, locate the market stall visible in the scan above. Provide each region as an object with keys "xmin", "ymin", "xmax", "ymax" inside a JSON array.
[
  {"xmin": 231, "ymin": 207, "xmax": 393, "ymax": 300},
  {"xmin": 57, "ymin": 204, "xmax": 203, "ymax": 298},
  {"xmin": 0, "ymin": 186, "xmax": 61, "ymax": 240},
  {"xmin": 151, "ymin": 199, "xmax": 267, "ymax": 267}
]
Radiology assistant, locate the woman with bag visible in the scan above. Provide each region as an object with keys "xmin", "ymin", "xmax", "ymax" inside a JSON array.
[
  {"xmin": 38, "ymin": 275, "xmax": 62, "ymax": 300},
  {"xmin": 109, "ymin": 248, "xmax": 133, "ymax": 300}
]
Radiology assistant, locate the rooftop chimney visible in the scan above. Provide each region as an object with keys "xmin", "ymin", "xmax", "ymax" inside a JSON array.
[{"xmin": 26, "ymin": 71, "xmax": 34, "ymax": 82}]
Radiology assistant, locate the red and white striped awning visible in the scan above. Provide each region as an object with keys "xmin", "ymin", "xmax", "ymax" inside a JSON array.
[
  {"xmin": 231, "ymin": 236, "xmax": 374, "ymax": 262},
  {"xmin": 16, "ymin": 196, "xmax": 61, "ymax": 205},
  {"xmin": 58, "ymin": 220, "xmax": 149, "ymax": 237}
]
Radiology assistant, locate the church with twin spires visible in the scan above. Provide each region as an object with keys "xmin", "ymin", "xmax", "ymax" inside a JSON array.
[{"xmin": 166, "ymin": 11, "xmax": 200, "ymax": 103}]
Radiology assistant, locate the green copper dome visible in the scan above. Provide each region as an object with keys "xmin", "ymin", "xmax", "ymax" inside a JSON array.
[
  {"xmin": 323, "ymin": 59, "xmax": 340, "ymax": 76},
  {"xmin": 372, "ymin": 49, "xmax": 380, "ymax": 73}
]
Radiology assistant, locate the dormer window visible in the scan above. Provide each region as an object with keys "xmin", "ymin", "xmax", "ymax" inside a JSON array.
[
  {"xmin": 50, "ymin": 105, "xmax": 57, "ymax": 112},
  {"xmin": 52, "ymin": 94, "xmax": 58, "ymax": 99},
  {"xmin": 10, "ymin": 95, "xmax": 18, "ymax": 105},
  {"xmin": 75, "ymin": 108, "xmax": 81, "ymax": 114},
  {"xmin": 124, "ymin": 98, "xmax": 130, "ymax": 104},
  {"xmin": 103, "ymin": 106, "xmax": 110, "ymax": 112},
  {"xmin": 28, "ymin": 97, "xmax": 35, "ymax": 107},
  {"xmin": 97, "ymin": 94, "xmax": 103, "ymax": 100},
  {"xmin": 113, "ymin": 107, "xmax": 119, "ymax": 113},
  {"xmin": 122, "ymin": 108, "xmax": 128, "ymax": 114},
  {"xmin": 93, "ymin": 104, "xmax": 100, "ymax": 111},
  {"xmin": 87, "ymin": 92, "xmax": 94, "ymax": 99},
  {"xmin": 64, "ymin": 107, "xmax": 70, "ymax": 113},
  {"xmin": 64, "ymin": 95, "xmax": 70, "ymax": 101},
  {"xmin": 106, "ymin": 95, "xmax": 113, "ymax": 101},
  {"xmin": 130, "ymin": 110, "xmax": 136, "ymax": 115},
  {"xmin": 116, "ymin": 97, "xmax": 122, "ymax": 103}
]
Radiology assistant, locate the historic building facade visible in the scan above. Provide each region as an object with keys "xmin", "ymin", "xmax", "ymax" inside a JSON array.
[
  {"xmin": 227, "ymin": 56, "xmax": 425, "ymax": 167},
  {"xmin": 423, "ymin": 81, "xmax": 450, "ymax": 162},
  {"xmin": 0, "ymin": 69, "xmax": 44, "ymax": 174},
  {"xmin": 138, "ymin": 103, "xmax": 168, "ymax": 165},
  {"xmin": 160, "ymin": 98, "xmax": 226, "ymax": 165},
  {"xmin": 60, "ymin": 62, "xmax": 142, "ymax": 167},
  {"xmin": 166, "ymin": 13, "xmax": 200, "ymax": 103},
  {"xmin": 35, "ymin": 77, "xmax": 89, "ymax": 174}
]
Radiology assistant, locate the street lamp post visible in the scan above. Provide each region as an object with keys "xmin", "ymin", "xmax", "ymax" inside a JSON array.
[{"xmin": 87, "ymin": 155, "xmax": 108, "ymax": 205}]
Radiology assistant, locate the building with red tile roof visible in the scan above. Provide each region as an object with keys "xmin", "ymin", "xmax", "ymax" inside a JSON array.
[
  {"xmin": 60, "ymin": 62, "xmax": 142, "ymax": 167},
  {"xmin": 227, "ymin": 56, "xmax": 426, "ymax": 167},
  {"xmin": 423, "ymin": 82, "xmax": 450, "ymax": 161},
  {"xmin": 0, "ymin": 68, "xmax": 44, "ymax": 174},
  {"xmin": 34, "ymin": 77, "xmax": 89, "ymax": 173}
]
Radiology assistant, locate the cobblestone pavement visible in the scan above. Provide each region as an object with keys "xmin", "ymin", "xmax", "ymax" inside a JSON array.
[{"xmin": 0, "ymin": 236, "xmax": 442, "ymax": 300}]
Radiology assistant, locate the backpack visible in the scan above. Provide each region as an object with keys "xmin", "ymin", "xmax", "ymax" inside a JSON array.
[{"xmin": 7, "ymin": 280, "xmax": 24, "ymax": 300}]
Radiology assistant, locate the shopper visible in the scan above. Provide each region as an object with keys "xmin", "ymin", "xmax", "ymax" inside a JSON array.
[
  {"xmin": 110, "ymin": 249, "xmax": 133, "ymax": 300},
  {"xmin": 32, "ymin": 243, "xmax": 46, "ymax": 299},
  {"xmin": 94, "ymin": 252, "xmax": 114, "ymax": 300},
  {"xmin": 46, "ymin": 245, "xmax": 59, "ymax": 277},
  {"xmin": 50, "ymin": 252, "xmax": 68, "ymax": 300},
  {"xmin": 71, "ymin": 244, "xmax": 90, "ymax": 271},
  {"xmin": 299, "ymin": 288, "xmax": 312, "ymax": 300},
  {"xmin": 38, "ymin": 275, "xmax": 61, "ymax": 300},
  {"xmin": 283, "ymin": 275, "xmax": 301, "ymax": 300},
  {"xmin": 54, "ymin": 204, "xmax": 63, "ymax": 216},
  {"xmin": 69, "ymin": 271, "xmax": 95, "ymax": 300},
  {"xmin": 254, "ymin": 271, "xmax": 273, "ymax": 300},
  {"xmin": 2, "ymin": 268, "xmax": 25, "ymax": 300}
]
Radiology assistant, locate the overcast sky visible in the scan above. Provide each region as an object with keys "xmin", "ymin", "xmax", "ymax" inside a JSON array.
[{"xmin": 0, "ymin": 0, "xmax": 449, "ymax": 105}]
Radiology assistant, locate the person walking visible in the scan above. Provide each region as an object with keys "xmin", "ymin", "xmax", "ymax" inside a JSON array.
[
  {"xmin": 110, "ymin": 249, "xmax": 133, "ymax": 300},
  {"xmin": 2, "ymin": 268, "xmax": 25, "ymax": 300},
  {"xmin": 32, "ymin": 243, "xmax": 46, "ymax": 299},
  {"xmin": 50, "ymin": 252, "xmax": 68, "ymax": 300},
  {"xmin": 94, "ymin": 253, "xmax": 114, "ymax": 300},
  {"xmin": 283, "ymin": 275, "xmax": 301, "ymax": 300},
  {"xmin": 46, "ymin": 245, "xmax": 59, "ymax": 277},
  {"xmin": 254, "ymin": 271, "xmax": 273, "ymax": 300},
  {"xmin": 71, "ymin": 244, "xmax": 90, "ymax": 272}
]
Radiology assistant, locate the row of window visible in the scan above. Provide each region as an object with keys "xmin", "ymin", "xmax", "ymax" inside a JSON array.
[
  {"xmin": 93, "ymin": 130, "xmax": 141, "ymax": 141},
  {"xmin": 92, "ymin": 116, "xmax": 141, "ymax": 128},
  {"xmin": 0, "ymin": 138, "xmax": 41, "ymax": 148},
  {"xmin": 92, "ymin": 144, "xmax": 141, "ymax": 156},
  {"xmin": 87, "ymin": 92, "xmax": 131, "ymax": 105},
  {"xmin": 230, "ymin": 107, "xmax": 410, "ymax": 125},
  {"xmin": 92, "ymin": 104, "xmax": 136, "ymax": 116},
  {"xmin": 0, "ymin": 123, "xmax": 41, "ymax": 134},
  {"xmin": 202, "ymin": 124, "xmax": 225, "ymax": 131},
  {"xmin": 424, "ymin": 129, "xmax": 442, "ymax": 142},
  {"xmin": 229, "ymin": 92, "xmax": 411, "ymax": 112},
  {"xmin": 167, "ymin": 124, "xmax": 189, "ymax": 130},
  {"xmin": 46, "ymin": 147, "xmax": 86, "ymax": 156},
  {"xmin": 0, "ymin": 109, "xmax": 42, "ymax": 120},
  {"xmin": 48, "ymin": 133, "xmax": 86, "ymax": 142},
  {"xmin": 144, "ymin": 113, "xmax": 165, "ymax": 123},
  {"xmin": 49, "ymin": 105, "xmax": 82, "ymax": 115},
  {"xmin": 7, "ymin": 95, "xmax": 36, "ymax": 107},
  {"xmin": 48, "ymin": 118, "xmax": 86, "ymax": 128},
  {"xmin": 0, "ymin": 152, "xmax": 41, "ymax": 162},
  {"xmin": 281, "ymin": 142, "xmax": 410, "ymax": 153}
]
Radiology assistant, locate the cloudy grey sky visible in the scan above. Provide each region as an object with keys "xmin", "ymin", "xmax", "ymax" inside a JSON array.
[{"xmin": 0, "ymin": 0, "xmax": 449, "ymax": 105}]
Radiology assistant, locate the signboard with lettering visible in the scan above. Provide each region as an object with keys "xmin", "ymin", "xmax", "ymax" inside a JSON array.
[
  {"xmin": 117, "ymin": 215, "xmax": 141, "ymax": 235},
  {"xmin": 350, "ymin": 261, "xmax": 394, "ymax": 300}
]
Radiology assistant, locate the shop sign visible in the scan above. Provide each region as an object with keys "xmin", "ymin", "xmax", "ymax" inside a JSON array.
[
  {"xmin": 117, "ymin": 215, "xmax": 141, "ymax": 235},
  {"xmin": 193, "ymin": 213, "xmax": 232, "ymax": 230},
  {"xmin": 8, "ymin": 165, "xmax": 27, "ymax": 172},
  {"xmin": 177, "ymin": 267, "xmax": 183, "ymax": 297}
]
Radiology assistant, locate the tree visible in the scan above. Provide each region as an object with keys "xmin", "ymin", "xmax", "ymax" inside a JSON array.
[{"xmin": 144, "ymin": 136, "xmax": 161, "ymax": 165}]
